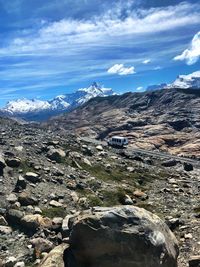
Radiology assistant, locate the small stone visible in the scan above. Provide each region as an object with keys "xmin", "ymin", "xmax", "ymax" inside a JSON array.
[
  {"xmin": 133, "ymin": 190, "xmax": 148, "ymax": 200},
  {"xmin": 34, "ymin": 207, "xmax": 42, "ymax": 215},
  {"xmin": 0, "ymin": 226, "xmax": 12, "ymax": 234},
  {"xmin": 18, "ymin": 192, "xmax": 39, "ymax": 206},
  {"xmin": 47, "ymin": 149, "xmax": 66, "ymax": 163},
  {"xmin": 162, "ymin": 159, "xmax": 178, "ymax": 167},
  {"xmin": 82, "ymin": 158, "xmax": 92, "ymax": 166},
  {"xmin": 127, "ymin": 167, "xmax": 135, "ymax": 172},
  {"xmin": 0, "ymin": 215, "xmax": 8, "ymax": 226},
  {"xmin": 7, "ymin": 209, "xmax": 24, "ymax": 224},
  {"xmin": 184, "ymin": 162, "xmax": 193, "ymax": 172},
  {"xmin": 52, "ymin": 217, "xmax": 63, "ymax": 230},
  {"xmin": 21, "ymin": 214, "xmax": 52, "ymax": 231},
  {"xmin": 96, "ymin": 145, "xmax": 103, "ymax": 151},
  {"xmin": 6, "ymin": 158, "xmax": 21, "ymax": 168},
  {"xmin": 7, "ymin": 193, "xmax": 18, "ymax": 204},
  {"xmin": 31, "ymin": 237, "xmax": 54, "ymax": 258},
  {"xmin": 15, "ymin": 176, "xmax": 27, "ymax": 191},
  {"xmin": 123, "ymin": 195, "xmax": 134, "ymax": 205},
  {"xmin": 5, "ymin": 257, "xmax": 17, "ymax": 267},
  {"xmin": 184, "ymin": 233, "xmax": 193, "ymax": 239},
  {"xmin": 14, "ymin": 262, "xmax": 25, "ymax": 267},
  {"xmin": 49, "ymin": 200, "xmax": 63, "ymax": 208},
  {"xmin": 70, "ymin": 192, "xmax": 79, "ymax": 203},
  {"xmin": 25, "ymin": 172, "xmax": 41, "ymax": 183}
]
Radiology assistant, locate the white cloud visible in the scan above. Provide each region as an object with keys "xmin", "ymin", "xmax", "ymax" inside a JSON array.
[
  {"xmin": 154, "ymin": 66, "xmax": 161, "ymax": 70},
  {"xmin": 173, "ymin": 31, "xmax": 200, "ymax": 65},
  {"xmin": 0, "ymin": 2, "xmax": 199, "ymax": 57},
  {"xmin": 107, "ymin": 64, "xmax": 135, "ymax": 75},
  {"xmin": 136, "ymin": 86, "xmax": 143, "ymax": 91},
  {"xmin": 143, "ymin": 59, "xmax": 151, "ymax": 64}
]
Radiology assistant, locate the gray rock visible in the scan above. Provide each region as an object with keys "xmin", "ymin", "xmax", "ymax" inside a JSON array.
[
  {"xmin": 14, "ymin": 262, "xmax": 25, "ymax": 267},
  {"xmin": 162, "ymin": 159, "xmax": 178, "ymax": 167},
  {"xmin": 30, "ymin": 237, "xmax": 54, "ymax": 258},
  {"xmin": 0, "ymin": 215, "xmax": 8, "ymax": 226},
  {"xmin": 6, "ymin": 158, "xmax": 21, "ymax": 168},
  {"xmin": 184, "ymin": 162, "xmax": 193, "ymax": 172},
  {"xmin": 15, "ymin": 176, "xmax": 27, "ymax": 191},
  {"xmin": 7, "ymin": 193, "xmax": 18, "ymax": 204},
  {"xmin": 25, "ymin": 172, "xmax": 41, "ymax": 183},
  {"xmin": 49, "ymin": 200, "xmax": 63, "ymax": 208},
  {"xmin": 64, "ymin": 206, "xmax": 179, "ymax": 267},
  {"xmin": 7, "ymin": 209, "xmax": 24, "ymax": 225},
  {"xmin": 5, "ymin": 257, "xmax": 17, "ymax": 267},
  {"xmin": 47, "ymin": 149, "xmax": 66, "ymax": 163},
  {"xmin": 0, "ymin": 225, "xmax": 12, "ymax": 235},
  {"xmin": 18, "ymin": 192, "xmax": 39, "ymax": 206}
]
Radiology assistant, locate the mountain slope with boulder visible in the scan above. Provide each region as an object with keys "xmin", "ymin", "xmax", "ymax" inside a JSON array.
[{"xmin": 46, "ymin": 88, "xmax": 200, "ymax": 157}]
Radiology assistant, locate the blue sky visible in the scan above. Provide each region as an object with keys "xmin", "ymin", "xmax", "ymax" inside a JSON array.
[{"xmin": 0, "ymin": 0, "xmax": 200, "ymax": 106}]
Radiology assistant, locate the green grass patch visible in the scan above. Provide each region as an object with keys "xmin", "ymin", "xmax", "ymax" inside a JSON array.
[
  {"xmin": 42, "ymin": 207, "xmax": 67, "ymax": 219},
  {"xmin": 194, "ymin": 206, "xmax": 200, "ymax": 213},
  {"xmin": 20, "ymin": 160, "xmax": 35, "ymax": 173}
]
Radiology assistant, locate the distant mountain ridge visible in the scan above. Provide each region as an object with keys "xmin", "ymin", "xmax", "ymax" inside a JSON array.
[
  {"xmin": 168, "ymin": 71, "xmax": 200, "ymax": 89},
  {"xmin": 1, "ymin": 82, "xmax": 115, "ymax": 121},
  {"xmin": 145, "ymin": 71, "xmax": 200, "ymax": 91}
]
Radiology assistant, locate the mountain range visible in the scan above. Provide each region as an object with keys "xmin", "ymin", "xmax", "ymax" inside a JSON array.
[
  {"xmin": 1, "ymin": 82, "xmax": 114, "ymax": 121},
  {"xmin": 1, "ymin": 71, "xmax": 200, "ymax": 121}
]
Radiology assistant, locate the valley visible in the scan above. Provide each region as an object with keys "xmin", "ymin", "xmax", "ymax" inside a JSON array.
[{"xmin": 0, "ymin": 111, "xmax": 199, "ymax": 266}]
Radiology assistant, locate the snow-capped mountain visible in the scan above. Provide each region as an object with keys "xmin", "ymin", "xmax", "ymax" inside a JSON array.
[
  {"xmin": 168, "ymin": 71, "xmax": 200, "ymax": 89},
  {"xmin": 145, "ymin": 71, "xmax": 200, "ymax": 91},
  {"xmin": 1, "ymin": 82, "xmax": 115, "ymax": 121}
]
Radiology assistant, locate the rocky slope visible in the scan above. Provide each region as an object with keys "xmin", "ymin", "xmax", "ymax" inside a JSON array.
[
  {"xmin": 46, "ymin": 88, "xmax": 200, "ymax": 158},
  {"xmin": 0, "ymin": 117, "xmax": 199, "ymax": 266},
  {"xmin": 1, "ymin": 83, "xmax": 115, "ymax": 122}
]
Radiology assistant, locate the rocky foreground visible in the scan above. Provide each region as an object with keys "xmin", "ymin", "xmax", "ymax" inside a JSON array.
[{"xmin": 0, "ymin": 117, "xmax": 199, "ymax": 266}]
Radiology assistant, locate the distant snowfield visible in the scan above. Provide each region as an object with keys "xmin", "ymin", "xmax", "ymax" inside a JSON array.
[
  {"xmin": 146, "ymin": 71, "xmax": 200, "ymax": 91},
  {"xmin": 1, "ymin": 82, "xmax": 115, "ymax": 121}
]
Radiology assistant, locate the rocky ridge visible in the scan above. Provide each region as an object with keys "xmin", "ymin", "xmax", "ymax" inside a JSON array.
[{"xmin": 46, "ymin": 88, "xmax": 200, "ymax": 158}]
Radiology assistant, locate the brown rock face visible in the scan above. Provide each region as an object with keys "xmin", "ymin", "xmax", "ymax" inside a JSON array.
[
  {"xmin": 64, "ymin": 206, "xmax": 179, "ymax": 267},
  {"xmin": 46, "ymin": 89, "xmax": 200, "ymax": 157}
]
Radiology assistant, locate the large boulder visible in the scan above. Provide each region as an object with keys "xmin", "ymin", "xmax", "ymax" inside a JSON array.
[{"xmin": 64, "ymin": 206, "xmax": 179, "ymax": 267}]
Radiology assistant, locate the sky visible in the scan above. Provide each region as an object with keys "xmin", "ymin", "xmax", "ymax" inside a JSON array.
[{"xmin": 0, "ymin": 0, "xmax": 200, "ymax": 106}]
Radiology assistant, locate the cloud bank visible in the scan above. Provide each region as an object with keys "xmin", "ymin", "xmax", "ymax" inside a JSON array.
[{"xmin": 174, "ymin": 31, "xmax": 200, "ymax": 65}]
